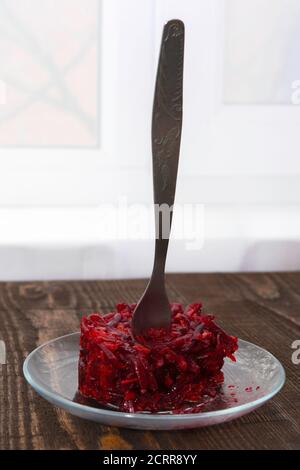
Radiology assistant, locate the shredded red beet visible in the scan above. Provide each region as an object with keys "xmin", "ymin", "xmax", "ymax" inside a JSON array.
[{"xmin": 78, "ymin": 303, "xmax": 238, "ymax": 413}]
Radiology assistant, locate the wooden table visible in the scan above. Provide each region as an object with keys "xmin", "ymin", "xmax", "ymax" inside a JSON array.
[{"xmin": 0, "ymin": 273, "xmax": 299, "ymax": 450}]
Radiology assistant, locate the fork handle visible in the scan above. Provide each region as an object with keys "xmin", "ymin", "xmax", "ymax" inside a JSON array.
[{"xmin": 151, "ymin": 20, "xmax": 184, "ymax": 277}]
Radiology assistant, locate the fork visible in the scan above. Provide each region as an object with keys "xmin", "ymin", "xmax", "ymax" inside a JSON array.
[{"xmin": 132, "ymin": 19, "xmax": 185, "ymax": 337}]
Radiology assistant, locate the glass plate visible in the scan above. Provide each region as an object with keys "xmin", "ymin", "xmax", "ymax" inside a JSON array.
[{"xmin": 23, "ymin": 333, "xmax": 285, "ymax": 430}]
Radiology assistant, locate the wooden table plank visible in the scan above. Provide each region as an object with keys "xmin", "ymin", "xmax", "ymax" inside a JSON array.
[{"xmin": 0, "ymin": 273, "xmax": 299, "ymax": 450}]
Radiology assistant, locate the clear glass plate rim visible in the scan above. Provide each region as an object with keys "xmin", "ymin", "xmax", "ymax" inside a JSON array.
[{"xmin": 23, "ymin": 332, "xmax": 286, "ymax": 421}]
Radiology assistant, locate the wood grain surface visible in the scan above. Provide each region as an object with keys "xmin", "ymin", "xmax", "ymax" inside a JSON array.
[{"xmin": 0, "ymin": 273, "xmax": 299, "ymax": 450}]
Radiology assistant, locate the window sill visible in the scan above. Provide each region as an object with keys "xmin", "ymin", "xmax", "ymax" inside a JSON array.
[{"xmin": 0, "ymin": 205, "xmax": 299, "ymax": 280}]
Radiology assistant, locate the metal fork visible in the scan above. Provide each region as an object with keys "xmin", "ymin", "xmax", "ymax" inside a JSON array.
[{"xmin": 132, "ymin": 19, "xmax": 185, "ymax": 337}]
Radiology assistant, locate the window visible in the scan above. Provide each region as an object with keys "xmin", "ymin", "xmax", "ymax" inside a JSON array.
[
  {"xmin": 0, "ymin": 0, "xmax": 99, "ymax": 147},
  {"xmin": 224, "ymin": 0, "xmax": 300, "ymax": 104}
]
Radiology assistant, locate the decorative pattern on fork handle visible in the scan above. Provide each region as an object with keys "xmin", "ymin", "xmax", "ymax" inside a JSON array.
[{"xmin": 152, "ymin": 20, "xmax": 184, "ymax": 199}]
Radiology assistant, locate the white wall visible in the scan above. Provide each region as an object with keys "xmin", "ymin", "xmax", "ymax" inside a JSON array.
[{"xmin": 0, "ymin": 0, "xmax": 300, "ymax": 280}]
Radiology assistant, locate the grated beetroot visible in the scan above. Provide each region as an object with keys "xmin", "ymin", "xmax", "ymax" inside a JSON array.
[{"xmin": 78, "ymin": 303, "xmax": 238, "ymax": 413}]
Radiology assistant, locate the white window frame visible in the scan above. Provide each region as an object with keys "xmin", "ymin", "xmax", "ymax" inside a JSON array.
[
  {"xmin": 156, "ymin": 0, "xmax": 300, "ymax": 204},
  {"xmin": 0, "ymin": 0, "xmax": 155, "ymax": 206},
  {"xmin": 0, "ymin": 0, "xmax": 299, "ymax": 207}
]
